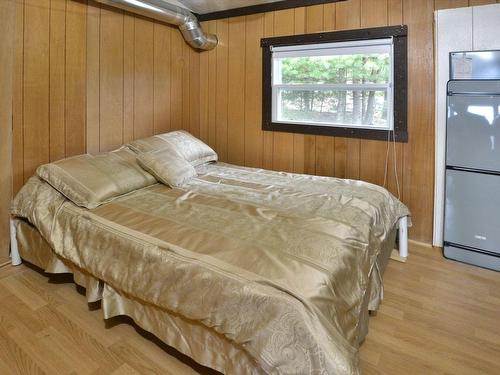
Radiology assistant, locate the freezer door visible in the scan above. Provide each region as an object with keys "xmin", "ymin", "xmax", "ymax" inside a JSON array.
[
  {"xmin": 444, "ymin": 169, "xmax": 500, "ymax": 254},
  {"xmin": 446, "ymin": 93, "xmax": 500, "ymax": 171},
  {"xmin": 444, "ymin": 245, "xmax": 500, "ymax": 272},
  {"xmin": 451, "ymin": 51, "xmax": 500, "ymax": 80}
]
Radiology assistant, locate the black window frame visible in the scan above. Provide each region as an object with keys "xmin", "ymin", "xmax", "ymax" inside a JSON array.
[{"xmin": 261, "ymin": 25, "xmax": 408, "ymax": 142}]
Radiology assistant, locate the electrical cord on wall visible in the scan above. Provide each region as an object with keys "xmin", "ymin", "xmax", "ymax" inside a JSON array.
[
  {"xmin": 383, "ymin": 129, "xmax": 401, "ymax": 200},
  {"xmin": 383, "ymin": 130, "xmax": 390, "ymax": 189},
  {"xmin": 393, "ymin": 129, "xmax": 401, "ymax": 200}
]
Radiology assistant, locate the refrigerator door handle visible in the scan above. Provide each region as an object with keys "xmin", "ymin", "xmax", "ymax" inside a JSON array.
[
  {"xmin": 446, "ymin": 165, "xmax": 500, "ymax": 177},
  {"xmin": 448, "ymin": 91, "xmax": 500, "ymax": 96}
]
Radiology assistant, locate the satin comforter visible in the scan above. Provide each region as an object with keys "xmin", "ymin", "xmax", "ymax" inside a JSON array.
[{"xmin": 12, "ymin": 162, "xmax": 409, "ymax": 375}]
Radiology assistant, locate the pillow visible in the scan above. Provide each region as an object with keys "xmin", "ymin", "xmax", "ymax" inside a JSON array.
[
  {"xmin": 126, "ymin": 130, "xmax": 218, "ymax": 166},
  {"xmin": 136, "ymin": 148, "xmax": 197, "ymax": 187},
  {"xmin": 36, "ymin": 148, "xmax": 156, "ymax": 209}
]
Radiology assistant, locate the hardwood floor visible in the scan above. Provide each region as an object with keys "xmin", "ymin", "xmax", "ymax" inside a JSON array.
[{"xmin": 0, "ymin": 243, "xmax": 499, "ymax": 374}]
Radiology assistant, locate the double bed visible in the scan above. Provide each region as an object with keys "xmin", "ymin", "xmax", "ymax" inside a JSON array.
[{"xmin": 10, "ymin": 131, "xmax": 410, "ymax": 375}]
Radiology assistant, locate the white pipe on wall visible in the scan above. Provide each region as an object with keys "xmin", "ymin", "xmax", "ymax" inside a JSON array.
[
  {"xmin": 398, "ymin": 216, "xmax": 409, "ymax": 259},
  {"xmin": 10, "ymin": 219, "xmax": 22, "ymax": 266}
]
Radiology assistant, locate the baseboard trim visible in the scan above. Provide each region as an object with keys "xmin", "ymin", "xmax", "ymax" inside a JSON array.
[
  {"xmin": 409, "ymin": 239, "xmax": 437, "ymax": 249},
  {"xmin": 390, "ymin": 240, "xmax": 438, "ymax": 263},
  {"xmin": 0, "ymin": 260, "xmax": 11, "ymax": 269}
]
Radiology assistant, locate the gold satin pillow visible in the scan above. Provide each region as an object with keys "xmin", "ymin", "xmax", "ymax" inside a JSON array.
[
  {"xmin": 126, "ymin": 130, "xmax": 218, "ymax": 166},
  {"xmin": 137, "ymin": 149, "xmax": 197, "ymax": 187},
  {"xmin": 36, "ymin": 148, "xmax": 156, "ymax": 209}
]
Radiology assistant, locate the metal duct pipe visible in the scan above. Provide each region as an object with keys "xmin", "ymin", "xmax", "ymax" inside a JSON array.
[{"xmin": 94, "ymin": 0, "xmax": 218, "ymax": 51}]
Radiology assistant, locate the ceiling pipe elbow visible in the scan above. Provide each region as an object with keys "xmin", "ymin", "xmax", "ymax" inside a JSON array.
[
  {"xmin": 94, "ymin": 0, "xmax": 218, "ymax": 51},
  {"xmin": 179, "ymin": 18, "xmax": 218, "ymax": 50}
]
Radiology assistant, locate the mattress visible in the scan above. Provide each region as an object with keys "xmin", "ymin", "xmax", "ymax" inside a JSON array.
[{"xmin": 12, "ymin": 162, "xmax": 409, "ymax": 375}]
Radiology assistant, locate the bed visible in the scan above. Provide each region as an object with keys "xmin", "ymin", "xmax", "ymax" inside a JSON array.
[{"xmin": 9, "ymin": 131, "xmax": 410, "ymax": 375}]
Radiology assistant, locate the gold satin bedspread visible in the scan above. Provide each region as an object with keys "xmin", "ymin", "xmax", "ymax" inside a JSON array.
[{"xmin": 12, "ymin": 162, "xmax": 410, "ymax": 375}]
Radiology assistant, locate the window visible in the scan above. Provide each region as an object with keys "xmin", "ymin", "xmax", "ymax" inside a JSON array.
[
  {"xmin": 261, "ymin": 26, "xmax": 408, "ymax": 142},
  {"xmin": 272, "ymin": 39, "xmax": 393, "ymax": 130}
]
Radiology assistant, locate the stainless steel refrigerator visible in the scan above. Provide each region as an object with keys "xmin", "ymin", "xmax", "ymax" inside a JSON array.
[{"xmin": 444, "ymin": 51, "xmax": 500, "ymax": 271}]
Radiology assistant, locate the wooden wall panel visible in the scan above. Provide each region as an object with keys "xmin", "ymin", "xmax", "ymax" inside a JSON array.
[
  {"xmin": 227, "ymin": 16, "xmax": 246, "ymax": 166},
  {"xmin": 0, "ymin": 0, "xmax": 16, "ymax": 264},
  {"xmin": 181, "ymin": 38, "xmax": 190, "ymax": 131},
  {"xmin": 65, "ymin": 0, "xmax": 86, "ymax": 157},
  {"xmin": 49, "ymin": 0, "xmax": 66, "ymax": 162},
  {"xmin": 99, "ymin": 7, "xmax": 123, "ymax": 152},
  {"xmin": 215, "ymin": 19, "xmax": 229, "ymax": 162},
  {"xmin": 23, "ymin": 0, "xmax": 50, "ymax": 179},
  {"xmin": 133, "ymin": 18, "xmax": 154, "ymax": 140},
  {"xmin": 12, "ymin": 0, "xmax": 24, "ymax": 195},
  {"xmin": 123, "ymin": 14, "xmax": 135, "ymax": 144},
  {"xmin": 170, "ymin": 30, "xmax": 184, "ymax": 132},
  {"xmin": 188, "ymin": 47, "xmax": 200, "ymax": 137},
  {"xmin": 181, "ymin": 42, "xmax": 191, "ymax": 132},
  {"xmin": 154, "ymin": 24, "xmax": 172, "ymax": 135},
  {"xmin": 404, "ymin": 0, "xmax": 435, "ymax": 242},
  {"xmin": 86, "ymin": 1, "xmax": 100, "ymax": 154},
  {"xmin": 435, "ymin": 0, "xmax": 468, "ymax": 9},
  {"xmin": 12, "ymin": 1, "xmax": 183, "ymax": 191},
  {"xmin": 243, "ymin": 14, "xmax": 264, "ymax": 168}
]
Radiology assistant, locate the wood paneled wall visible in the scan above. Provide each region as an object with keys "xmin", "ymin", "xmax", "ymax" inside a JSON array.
[
  {"xmin": 12, "ymin": 0, "xmax": 199, "ymax": 193},
  {"xmin": 1, "ymin": 0, "xmax": 16, "ymax": 265},
  {"xmin": 11, "ymin": 0, "xmax": 499, "ymax": 247}
]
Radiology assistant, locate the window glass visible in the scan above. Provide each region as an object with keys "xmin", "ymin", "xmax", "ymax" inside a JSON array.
[
  {"xmin": 277, "ymin": 54, "xmax": 390, "ymax": 85},
  {"xmin": 271, "ymin": 40, "xmax": 393, "ymax": 131},
  {"xmin": 278, "ymin": 89, "xmax": 388, "ymax": 128}
]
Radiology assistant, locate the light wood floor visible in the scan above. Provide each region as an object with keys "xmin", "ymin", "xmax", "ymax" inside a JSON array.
[{"xmin": 0, "ymin": 244, "xmax": 499, "ymax": 374}]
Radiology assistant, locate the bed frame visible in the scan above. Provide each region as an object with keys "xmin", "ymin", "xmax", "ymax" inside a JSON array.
[{"xmin": 8, "ymin": 216, "xmax": 410, "ymax": 267}]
